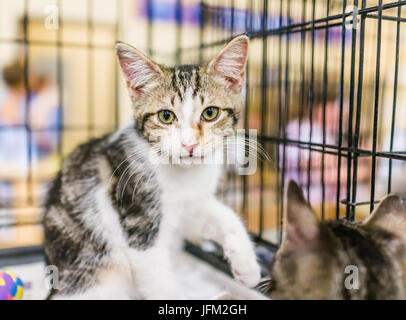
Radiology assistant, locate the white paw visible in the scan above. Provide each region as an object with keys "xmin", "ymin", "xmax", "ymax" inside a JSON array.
[
  {"xmin": 224, "ymin": 235, "xmax": 261, "ymax": 288},
  {"xmin": 231, "ymin": 259, "xmax": 261, "ymax": 288}
]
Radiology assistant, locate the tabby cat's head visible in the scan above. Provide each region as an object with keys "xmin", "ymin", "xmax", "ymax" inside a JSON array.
[
  {"xmin": 116, "ymin": 35, "xmax": 248, "ymax": 165},
  {"xmin": 269, "ymin": 181, "xmax": 406, "ymax": 300}
]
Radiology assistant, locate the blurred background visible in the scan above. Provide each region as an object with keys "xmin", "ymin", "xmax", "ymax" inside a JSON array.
[{"xmin": 0, "ymin": 0, "xmax": 405, "ymax": 262}]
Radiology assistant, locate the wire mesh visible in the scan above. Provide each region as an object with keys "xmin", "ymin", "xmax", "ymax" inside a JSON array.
[{"xmin": 0, "ymin": 0, "xmax": 405, "ymax": 267}]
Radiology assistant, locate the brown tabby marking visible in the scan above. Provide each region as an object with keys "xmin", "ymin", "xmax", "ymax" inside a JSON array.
[
  {"xmin": 268, "ymin": 181, "xmax": 406, "ymax": 300},
  {"xmin": 116, "ymin": 38, "xmax": 247, "ymax": 148}
]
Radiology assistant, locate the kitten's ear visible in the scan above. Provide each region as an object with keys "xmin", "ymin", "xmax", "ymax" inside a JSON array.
[
  {"xmin": 282, "ymin": 181, "xmax": 319, "ymax": 250},
  {"xmin": 207, "ymin": 35, "xmax": 249, "ymax": 91},
  {"xmin": 116, "ymin": 42, "xmax": 163, "ymax": 100},
  {"xmin": 364, "ymin": 195, "xmax": 406, "ymax": 239}
]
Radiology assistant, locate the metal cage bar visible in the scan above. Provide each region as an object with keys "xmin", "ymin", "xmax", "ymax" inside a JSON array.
[{"xmin": 0, "ymin": 1, "xmax": 405, "ymax": 280}]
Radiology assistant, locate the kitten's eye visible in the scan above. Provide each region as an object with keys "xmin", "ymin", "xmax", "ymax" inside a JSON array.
[
  {"xmin": 158, "ymin": 110, "xmax": 176, "ymax": 124},
  {"xmin": 201, "ymin": 107, "xmax": 219, "ymax": 122}
]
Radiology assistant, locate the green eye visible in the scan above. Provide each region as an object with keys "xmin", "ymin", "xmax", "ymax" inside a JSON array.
[
  {"xmin": 158, "ymin": 110, "xmax": 176, "ymax": 124},
  {"xmin": 201, "ymin": 107, "xmax": 219, "ymax": 122}
]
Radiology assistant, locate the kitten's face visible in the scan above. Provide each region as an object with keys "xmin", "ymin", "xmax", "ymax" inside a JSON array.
[
  {"xmin": 269, "ymin": 181, "xmax": 406, "ymax": 300},
  {"xmin": 116, "ymin": 36, "xmax": 248, "ymax": 165}
]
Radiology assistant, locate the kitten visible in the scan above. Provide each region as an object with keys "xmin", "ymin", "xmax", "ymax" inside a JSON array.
[
  {"xmin": 43, "ymin": 35, "xmax": 261, "ymax": 299},
  {"xmin": 268, "ymin": 181, "xmax": 406, "ymax": 300}
]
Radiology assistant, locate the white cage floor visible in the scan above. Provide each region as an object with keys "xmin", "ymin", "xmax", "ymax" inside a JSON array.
[{"xmin": 5, "ymin": 252, "xmax": 267, "ymax": 300}]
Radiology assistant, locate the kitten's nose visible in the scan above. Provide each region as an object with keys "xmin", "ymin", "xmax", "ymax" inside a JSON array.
[{"xmin": 182, "ymin": 143, "xmax": 197, "ymax": 156}]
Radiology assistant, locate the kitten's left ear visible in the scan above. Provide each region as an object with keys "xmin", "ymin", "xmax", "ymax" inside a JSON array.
[
  {"xmin": 208, "ymin": 35, "xmax": 249, "ymax": 91},
  {"xmin": 282, "ymin": 181, "xmax": 319, "ymax": 250},
  {"xmin": 364, "ymin": 195, "xmax": 406, "ymax": 239},
  {"xmin": 116, "ymin": 42, "xmax": 164, "ymax": 100}
]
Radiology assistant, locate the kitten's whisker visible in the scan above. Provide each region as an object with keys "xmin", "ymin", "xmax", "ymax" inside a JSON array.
[
  {"xmin": 130, "ymin": 149, "xmax": 163, "ymax": 202},
  {"xmin": 256, "ymin": 276, "xmax": 272, "ymax": 294},
  {"xmin": 116, "ymin": 154, "xmax": 145, "ymax": 192},
  {"xmin": 116, "ymin": 162, "xmax": 134, "ymax": 200},
  {"xmin": 108, "ymin": 152, "xmax": 141, "ymax": 188},
  {"xmin": 223, "ymin": 138, "xmax": 270, "ymax": 162},
  {"xmin": 221, "ymin": 141, "xmax": 270, "ymax": 162},
  {"xmin": 130, "ymin": 165, "xmax": 158, "ymax": 203},
  {"xmin": 117, "ymin": 153, "xmax": 149, "ymax": 203},
  {"xmin": 120, "ymin": 165, "xmax": 144, "ymax": 204}
]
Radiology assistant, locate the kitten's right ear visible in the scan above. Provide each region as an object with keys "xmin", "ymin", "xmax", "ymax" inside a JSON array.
[
  {"xmin": 116, "ymin": 42, "xmax": 163, "ymax": 100},
  {"xmin": 364, "ymin": 194, "xmax": 406, "ymax": 240},
  {"xmin": 282, "ymin": 181, "xmax": 319, "ymax": 250},
  {"xmin": 207, "ymin": 35, "xmax": 249, "ymax": 91}
]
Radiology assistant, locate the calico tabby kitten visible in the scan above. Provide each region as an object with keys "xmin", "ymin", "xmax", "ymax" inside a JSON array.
[
  {"xmin": 268, "ymin": 181, "xmax": 406, "ymax": 299},
  {"xmin": 43, "ymin": 35, "xmax": 261, "ymax": 299}
]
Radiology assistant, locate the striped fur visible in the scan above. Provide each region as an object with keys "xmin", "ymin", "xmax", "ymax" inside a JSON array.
[
  {"xmin": 43, "ymin": 35, "xmax": 261, "ymax": 299},
  {"xmin": 268, "ymin": 181, "xmax": 406, "ymax": 300},
  {"xmin": 115, "ymin": 38, "xmax": 247, "ymax": 163}
]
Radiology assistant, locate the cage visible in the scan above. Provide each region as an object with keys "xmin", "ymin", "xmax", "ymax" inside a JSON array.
[{"xmin": 0, "ymin": 0, "xmax": 405, "ymax": 299}]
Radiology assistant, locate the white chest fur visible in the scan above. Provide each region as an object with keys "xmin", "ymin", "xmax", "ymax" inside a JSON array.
[
  {"xmin": 157, "ymin": 164, "xmax": 222, "ymax": 197},
  {"xmin": 153, "ymin": 164, "xmax": 222, "ymax": 243}
]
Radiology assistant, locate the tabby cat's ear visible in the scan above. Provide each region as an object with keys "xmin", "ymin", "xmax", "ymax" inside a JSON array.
[
  {"xmin": 364, "ymin": 195, "xmax": 406, "ymax": 239},
  {"xmin": 208, "ymin": 35, "xmax": 249, "ymax": 91},
  {"xmin": 116, "ymin": 42, "xmax": 163, "ymax": 100},
  {"xmin": 282, "ymin": 181, "xmax": 319, "ymax": 250}
]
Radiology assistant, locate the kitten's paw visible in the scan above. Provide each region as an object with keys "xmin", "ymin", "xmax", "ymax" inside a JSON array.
[
  {"xmin": 231, "ymin": 260, "xmax": 261, "ymax": 288},
  {"xmin": 224, "ymin": 235, "xmax": 261, "ymax": 288}
]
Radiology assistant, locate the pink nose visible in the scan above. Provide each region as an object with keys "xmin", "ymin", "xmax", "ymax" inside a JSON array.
[{"xmin": 182, "ymin": 143, "xmax": 196, "ymax": 156}]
